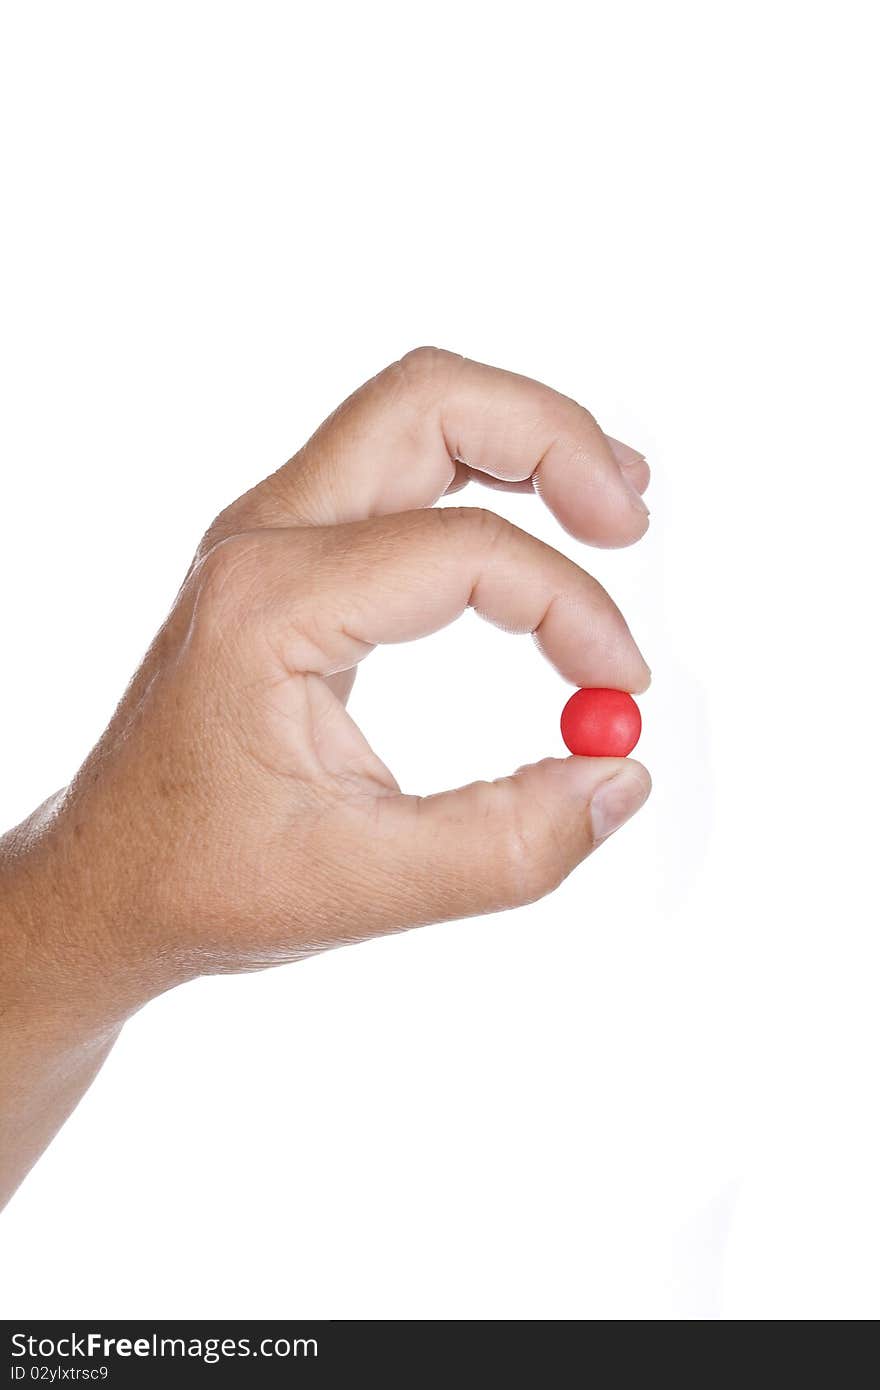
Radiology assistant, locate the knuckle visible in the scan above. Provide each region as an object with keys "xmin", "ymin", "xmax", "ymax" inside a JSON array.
[
  {"xmin": 196, "ymin": 532, "xmax": 264, "ymax": 618},
  {"xmin": 437, "ymin": 504, "xmax": 507, "ymax": 543},
  {"xmin": 496, "ymin": 794, "xmax": 566, "ymax": 908},
  {"xmin": 378, "ymin": 347, "xmax": 464, "ymax": 405},
  {"xmin": 195, "ymin": 496, "xmax": 260, "ymax": 562},
  {"xmin": 399, "ymin": 345, "xmax": 460, "ymax": 380},
  {"xmin": 571, "ymin": 403, "xmax": 609, "ymax": 457},
  {"xmin": 577, "ymin": 401, "xmax": 600, "ymax": 433}
]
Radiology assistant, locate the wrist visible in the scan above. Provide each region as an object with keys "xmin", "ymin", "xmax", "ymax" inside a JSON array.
[{"xmin": 0, "ymin": 792, "xmax": 167, "ymax": 1035}]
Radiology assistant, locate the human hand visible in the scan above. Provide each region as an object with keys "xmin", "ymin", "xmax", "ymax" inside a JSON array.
[{"xmin": 3, "ymin": 349, "xmax": 652, "ymax": 1025}]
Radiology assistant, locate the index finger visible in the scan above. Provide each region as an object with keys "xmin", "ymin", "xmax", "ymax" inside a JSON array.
[
  {"xmin": 241, "ymin": 348, "xmax": 650, "ymax": 548},
  {"xmin": 212, "ymin": 507, "xmax": 651, "ymax": 692}
]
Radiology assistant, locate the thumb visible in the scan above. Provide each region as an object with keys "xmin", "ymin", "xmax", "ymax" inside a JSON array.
[{"xmin": 373, "ymin": 757, "xmax": 651, "ymax": 928}]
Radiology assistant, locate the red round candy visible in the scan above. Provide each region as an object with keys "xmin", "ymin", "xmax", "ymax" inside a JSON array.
[{"xmin": 560, "ymin": 688, "xmax": 642, "ymax": 757}]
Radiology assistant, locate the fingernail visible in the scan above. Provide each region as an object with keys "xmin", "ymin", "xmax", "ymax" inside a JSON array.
[
  {"xmin": 605, "ymin": 435, "xmax": 650, "ymax": 514},
  {"xmin": 606, "ymin": 435, "xmax": 645, "ymax": 469},
  {"xmin": 590, "ymin": 767, "xmax": 651, "ymax": 842},
  {"xmin": 620, "ymin": 469, "xmax": 650, "ymax": 514}
]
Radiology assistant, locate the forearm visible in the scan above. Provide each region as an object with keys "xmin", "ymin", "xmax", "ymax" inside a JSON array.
[
  {"xmin": 0, "ymin": 798, "xmax": 127, "ymax": 1209},
  {"xmin": 0, "ymin": 1006, "xmax": 121, "ymax": 1210}
]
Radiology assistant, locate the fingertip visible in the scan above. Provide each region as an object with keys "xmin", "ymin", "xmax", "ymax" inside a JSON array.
[
  {"xmin": 589, "ymin": 430, "xmax": 651, "ymax": 537},
  {"xmin": 537, "ymin": 463, "xmax": 650, "ymax": 549},
  {"xmin": 588, "ymin": 759, "xmax": 652, "ymax": 842},
  {"xmin": 632, "ymin": 661, "xmax": 652, "ymax": 694},
  {"xmin": 619, "ymin": 455, "xmax": 651, "ymax": 496},
  {"xmin": 549, "ymin": 752, "xmax": 651, "ymax": 803},
  {"xmin": 621, "ymin": 757, "xmax": 652, "ymax": 799},
  {"xmin": 522, "ymin": 755, "xmax": 651, "ymax": 855},
  {"xmin": 617, "ymin": 480, "xmax": 651, "ymax": 530}
]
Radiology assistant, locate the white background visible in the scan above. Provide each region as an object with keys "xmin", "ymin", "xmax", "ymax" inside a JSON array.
[{"xmin": 1, "ymin": 1, "xmax": 878, "ymax": 1319}]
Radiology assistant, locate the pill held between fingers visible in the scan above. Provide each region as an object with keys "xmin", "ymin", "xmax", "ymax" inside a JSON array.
[{"xmin": 560, "ymin": 688, "xmax": 642, "ymax": 758}]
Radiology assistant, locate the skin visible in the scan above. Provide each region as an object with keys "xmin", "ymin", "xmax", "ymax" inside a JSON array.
[{"xmin": 0, "ymin": 349, "xmax": 652, "ymax": 1209}]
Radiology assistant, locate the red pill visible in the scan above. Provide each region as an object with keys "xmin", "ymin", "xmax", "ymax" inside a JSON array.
[{"xmin": 560, "ymin": 687, "xmax": 642, "ymax": 757}]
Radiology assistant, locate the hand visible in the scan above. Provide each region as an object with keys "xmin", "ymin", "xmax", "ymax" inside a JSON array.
[
  {"xmin": 3, "ymin": 349, "xmax": 652, "ymax": 1021},
  {"xmin": 0, "ymin": 349, "xmax": 651, "ymax": 1203}
]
